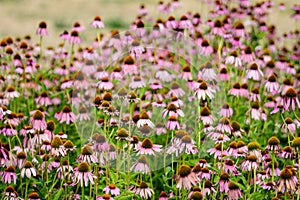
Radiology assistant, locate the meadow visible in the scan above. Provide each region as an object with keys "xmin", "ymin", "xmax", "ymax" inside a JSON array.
[{"xmin": 0, "ymin": 0, "xmax": 299, "ymax": 199}]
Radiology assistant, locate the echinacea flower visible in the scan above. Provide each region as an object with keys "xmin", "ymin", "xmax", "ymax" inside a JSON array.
[
  {"xmin": 2, "ymin": 166, "xmax": 17, "ymax": 184},
  {"xmin": 30, "ymin": 110, "xmax": 47, "ymax": 131},
  {"xmin": 277, "ymin": 166, "xmax": 298, "ymax": 193},
  {"xmin": 21, "ymin": 161, "xmax": 37, "ymax": 178},
  {"xmin": 35, "ymin": 91, "xmax": 52, "ymax": 106},
  {"xmin": 136, "ymin": 138, "xmax": 162, "ymax": 155},
  {"xmin": 77, "ymin": 145, "xmax": 98, "ymax": 164},
  {"xmin": 176, "ymin": 164, "xmax": 199, "ymax": 190},
  {"xmin": 137, "ymin": 111, "xmax": 155, "ymax": 129},
  {"xmin": 91, "ymin": 16, "xmax": 105, "ymax": 29},
  {"xmin": 28, "ymin": 191, "xmax": 41, "ymax": 200},
  {"xmin": 131, "ymin": 155, "xmax": 150, "ymax": 174},
  {"xmin": 36, "ymin": 21, "xmax": 48, "ymax": 36},
  {"xmin": 133, "ymin": 182, "xmax": 154, "ymax": 199},
  {"xmin": 73, "ymin": 162, "xmax": 96, "ymax": 187},
  {"xmin": 241, "ymin": 155, "xmax": 259, "ymax": 171},
  {"xmin": 266, "ymin": 136, "xmax": 281, "ymax": 152},
  {"xmin": 194, "ymin": 81, "xmax": 215, "ymax": 100},
  {"xmin": 228, "ymin": 182, "xmax": 242, "ymax": 200},
  {"xmin": 103, "ymin": 184, "xmax": 120, "ymax": 196},
  {"xmin": 3, "ymin": 186, "xmax": 21, "ymax": 200},
  {"xmin": 4, "ymin": 86, "xmax": 20, "ymax": 99},
  {"xmin": 55, "ymin": 105, "xmax": 76, "ymax": 124},
  {"xmin": 218, "ymin": 172, "xmax": 230, "ymax": 193},
  {"xmin": 96, "ymin": 194, "xmax": 114, "ymax": 200},
  {"xmin": 283, "ymin": 87, "xmax": 300, "ymax": 111},
  {"xmin": 51, "ymin": 136, "xmax": 67, "ymax": 157}
]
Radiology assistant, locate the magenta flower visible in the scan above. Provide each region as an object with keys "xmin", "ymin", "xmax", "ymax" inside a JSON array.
[
  {"xmin": 21, "ymin": 161, "xmax": 37, "ymax": 178},
  {"xmin": 30, "ymin": 110, "xmax": 47, "ymax": 131},
  {"xmin": 176, "ymin": 164, "xmax": 199, "ymax": 190},
  {"xmin": 103, "ymin": 184, "xmax": 120, "ymax": 196},
  {"xmin": 36, "ymin": 21, "xmax": 48, "ymax": 36},
  {"xmin": 2, "ymin": 166, "xmax": 17, "ymax": 184},
  {"xmin": 91, "ymin": 16, "xmax": 105, "ymax": 28},
  {"xmin": 55, "ymin": 105, "xmax": 76, "ymax": 124},
  {"xmin": 73, "ymin": 162, "xmax": 96, "ymax": 187},
  {"xmin": 136, "ymin": 138, "xmax": 162, "ymax": 155}
]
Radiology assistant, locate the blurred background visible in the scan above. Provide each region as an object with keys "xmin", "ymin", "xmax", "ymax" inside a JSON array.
[{"xmin": 0, "ymin": 0, "xmax": 298, "ymax": 46}]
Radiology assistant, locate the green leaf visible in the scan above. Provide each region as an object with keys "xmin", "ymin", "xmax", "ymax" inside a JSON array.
[{"xmin": 53, "ymin": 188, "xmax": 64, "ymax": 200}]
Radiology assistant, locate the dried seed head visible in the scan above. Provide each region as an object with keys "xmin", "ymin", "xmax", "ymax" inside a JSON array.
[{"xmin": 116, "ymin": 128, "xmax": 129, "ymax": 138}]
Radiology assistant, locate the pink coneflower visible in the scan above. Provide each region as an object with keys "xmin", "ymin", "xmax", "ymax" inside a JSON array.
[
  {"xmin": 60, "ymin": 30, "xmax": 69, "ymax": 40},
  {"xmin": 277, "ymin": 166, "xmax": 298, "ymax": 193},
  {"xmin": 228, "ymin": 182, "xmax": 242, "ymax": 200},
  {"xmin": 76, "ymin": 107, "xmax": 91, "ymax": 121},
  {"xmin": 283, "ymin": 87, "xmax": 300, "ymax": 111},
  {"xmin": 69, "ymin": 30, "xmax": 81, "ymax": 44},
  {"xmin": 122, "ymin": 55, "xmax": 138, "ymax": 75},
  {"xmin": 264, "ymin": 74, "xmax": 279, "ymax": 94},
  {"xmin": 91, "ymin": 133, "xmax": 110, "ymax": 152},
  {"xmin": 137, "ymin": 111, "xmax": 155, "ymax": 129},
  {"xmin": 234, "ymin": 22, "xmax": 247, "ymax": 38},
  {"xmin": 220, "ymin": 102, "xmax": 233, "ymax": 117},
  {"xmin": 3, "ymin": 186, "xmax": 20, "ymax": 200},
  {"xmin": 130, "ymin": 39, "xmax": 145, "ymax": 57},
  {"xmin": 158, "ymin": 191, "xmax": 170, "ymax": 200},
  {"xmin": 51, "ymin": 136, "xmax": 67, "ymax": 157},
  {"xmin": 266, "ymin": 161, "xmax": 281, "ymax": 177},
  {"xmin": 55, "ymin": 105, "xmax": 76, "ymax": 124},
  {"xmin": 241, "ymin": 46, "xmax": 255, "ymax": 63},
  {"xmin": 278, "ymin": 146, "xmax": 294, "ymax": 159},
  {"xmin": 166, "ymin": 16, "xmax": 178, "ymax": 29},
  {"xmin": 103, "ymin": 184, "xmax": 120, "ymax": 196},
  {"xmin": 35, "ymin": 91, "xmax": 52, "ymax": 106},
  {"xmin": 57, "ymin": 160, "xmax": 73, "ymax": 179},
  {"xmin": 36, "ymin": 21, "xmax": 48, "ymax": 36},
  {"xmin": 130, "ymin": 76, "xmax": 145, "ymax": 89},
  {"xmin": 248, "ymin": 141, "xmax": 262, "ymax": 161},
  {"xmin": 225, "ymin": 51, "xmax": 242, "ymax": 68},
  {"xmin": 266, "ymin": 136, "xmax": 281, "ymax": 152},
  {"xmin": 131, "ymin": 155, "xmax": 150, "ymax": 174},
  {"xmin": 176, "ymin": 164, "xmax": 199, "ymax": 190},
  {"xmin": 135, "ymin": 20, "xmax": 146, "ymax": 37},
  {"xmin": 178, "ymin": 15, "xmax": 193, "ymax": 29},
  {"xmin": 91, "ymin": 16, "xmax": 105, "ymax": 28},
  {"xmin": 178, "ymin": 65, "xmax": 193, "ymax": 80},
  {"xmin": 96, "ymin": 194, "xmax": 114, "ymax": 200},
  {"xmin": 194, "ymin": 81, "xmax": 215, "ymax": 100},
  {"xmin": 246, "ymin": 63, "xmax": 263, "ymax": 81},
  {"xmin": 166, "ymin": 116, "xmax": 180, "ymax": 130},
  {"xmin": 219, "ymin": 67, "xmax": 230, "ymax": 81},
  {"xmin": 21, "ymin": 161, "xmax": 37, "ymax": 178},
  {"xmin": 198, "ymin": 62, "xmax": 217, "ymax": 81},
  {"xmin": 199, "ymin": 39, "xmax": 213, "ymax": 57},
  {"xmin": 168, "ymin": 82, "xmax": 185, "ymax": 97},
  {"xmin": 211, "ymin": 20, "xmax": 224, "ymax": 37},
  {"xmin": 73, "ymin": 162, "xmax": 96, "ymax": 187},
  {"xmin": 77, "ymin": 145, "xmax": 98, "ymax": 164},
  {"xmin": 4, "ymin": 86, "xmax": 20, "ymax": 99},
  {"xmin": 136, "ymin": 138, "xmax": 162, "ymax": 155},
  {"xmin": 281, "ymin": 117, "xmax": 299, "ymax": 134},
  {"xmin": 133, "ymin": 182, "xmax": 154, "ymax": 199},
  {"xmin": 97, "ymin": 77, "xmax": 114, "ymax": 90},
  {"xmin": 208, "ymin": 144, "xmax": 228, "ymax": 159},
  {"xmin": 155, "ymin": 67, "xmax": 174, "ymax": 82},
  {"xmin": 72, "ymin": 21, "xmax": 85, "ymax": 32},
  {"xmin": 162, "ymin": 103, "xmax": 184, "ymax": 119},
  {"xmin": 28, "ymin": 191, "xmax": 41, "ymax": 200},
  {"xmin": 216, "ymin": 117, "xmax": 233, "ymax": 134},
  {"xmin": 30, "ymin": 110, "xmax": 47, "ymax": 131},
  {"xmin": 250, "ymin": 87, "xmax": 261, "ymax": 102},
  {"xmin": 203, "ymin": 180, "xmax": 216, "ymax": 197},
  {"xmin": 218, "ymin": 172, "xmax": 230, "ymax": 193},
  {"xmin": 198, "ymin": 106, "xmax": 214, "ymax": 125},
  {"xmin": 2, "ymin": 166, "xmax": 17, "ymax": 184}
]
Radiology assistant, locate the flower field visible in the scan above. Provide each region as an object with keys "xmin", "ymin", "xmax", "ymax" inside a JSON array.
[{"xmin": 0, "ymin": 0, "xmax": 299, "ymax": 199}]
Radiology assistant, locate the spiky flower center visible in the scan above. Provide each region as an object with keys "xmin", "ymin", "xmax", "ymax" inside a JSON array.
[
  {"xmin": 247, "ymin": 155, "xmax": 257, "ymax": 162},
  {"xmin": 292, "ymin": 137, "xmax": 300, "ymax": 148},
  {"xmin": 280, "ymin": 168, "xmax": 293, "ymax": 179},
  {"xmin": 62, "ymin": 106, "xmax": 71, "ymax": 113},
  {"xmin": 248, "ymin": 141, "xmax": 260, "ymax": 150},
  {"xmin": 268, "ymin": 136, "xmax": 280, "ymax": 146},
  {"xmin": 178, "ymin": 164, "xmax": 191, "ymax": 177},
  {"xmin": 51, "ymin": 136, "xmax": 63, "ymax": 148},
  {"xmin": 64, "ymin": 140, "xmax": 74, "ymax": 149},
  {"xmin": 78, "ymin": 162, "xmax": 90, "ymax": 172},
  {"xmin": 81, "ymin": 145, "xmax": 93, "ymax": 155},
  {"xmin": 141, "ymin": 138, "xmax": 153, "ymax": 149},
  {"xmin": 285, "ymin": 88, "xmax": 297, "ymax": 98},
  {"xmin": 200, "ymin": 106, "xmax": 210, "ymax": 116},
  {"xmin": 117, "ymin": 128, "xmax": 129, "ymax": 138},
  {"xmin": 24, "ymin": 161, "xmax": 33, "ymax": 168},
  {"xmin": 220, "ymin": 172, "xmax": 230, "ymax": 180},
  {"xmin": 28, "ymin": 191, "xmax": 40, "ymax": 199}
]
